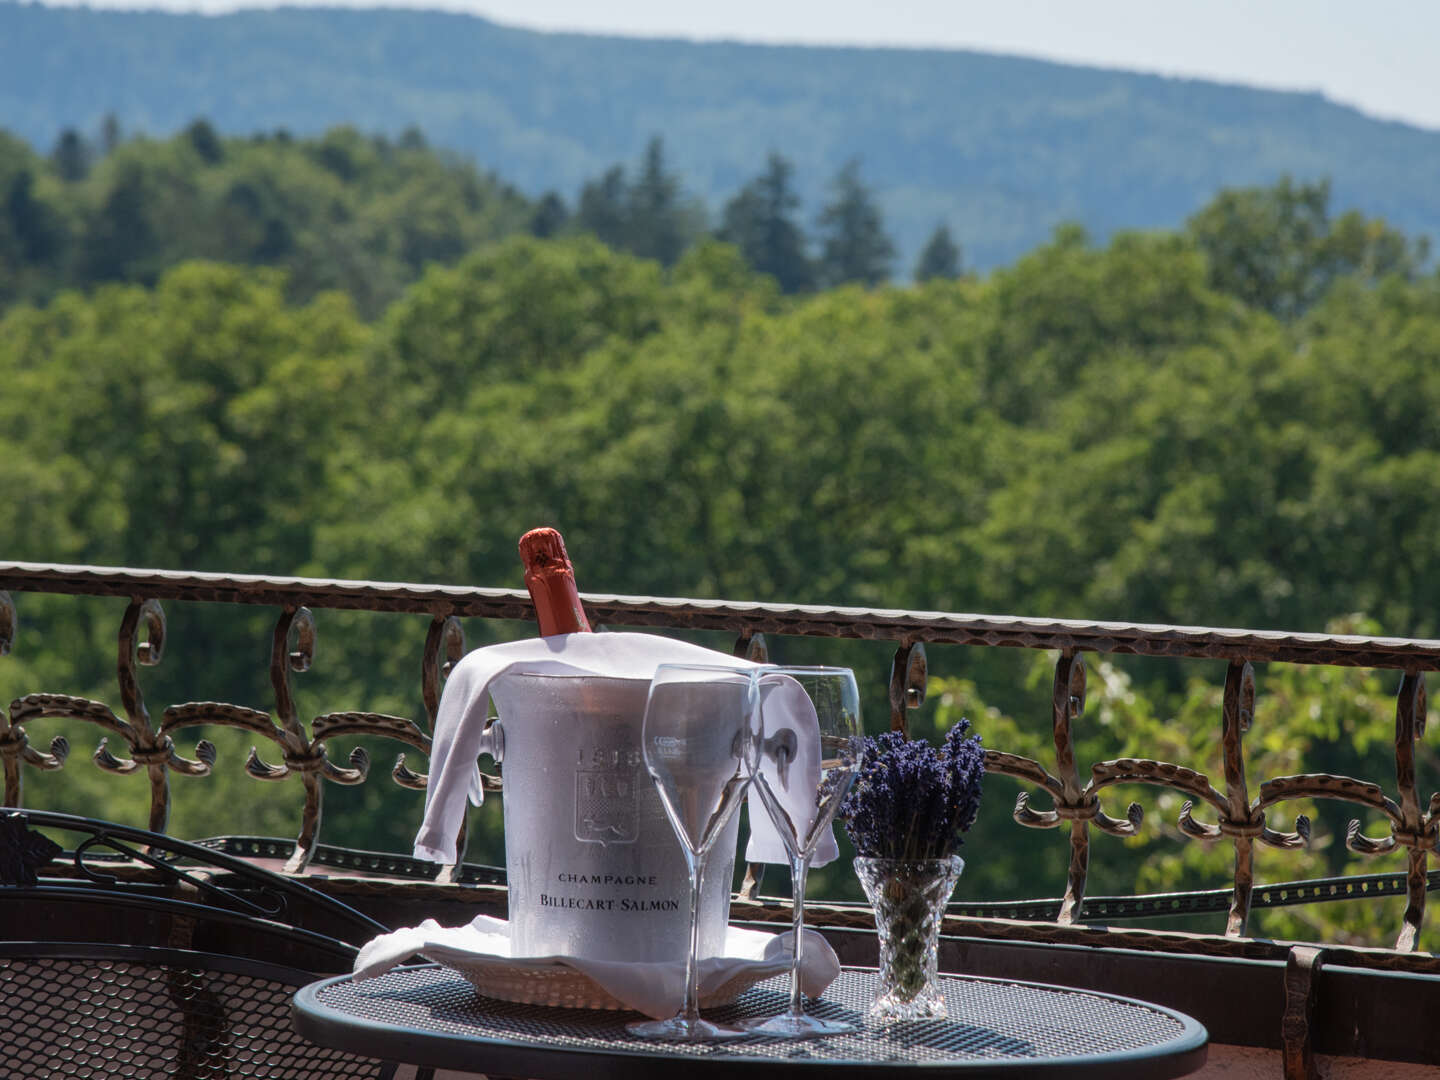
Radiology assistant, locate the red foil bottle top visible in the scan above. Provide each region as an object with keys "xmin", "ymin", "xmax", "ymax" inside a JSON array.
[{"xmin": 519, "ymin": 527, "xmax": 592, "ymax": 636}]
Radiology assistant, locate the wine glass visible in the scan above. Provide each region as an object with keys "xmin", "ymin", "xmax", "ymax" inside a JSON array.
[
  {"xmin": 625, "ymin": 663, "xmax": 759, "ymax": 1040},
  {"xmin": 742, "ymin": 665, "xmax": 861, "ymax": 1038}
]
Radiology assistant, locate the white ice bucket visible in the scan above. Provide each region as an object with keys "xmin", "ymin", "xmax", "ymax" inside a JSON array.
[{"xmin": 477, "ymin": 672, "xmax": 740, "ymax": 963}]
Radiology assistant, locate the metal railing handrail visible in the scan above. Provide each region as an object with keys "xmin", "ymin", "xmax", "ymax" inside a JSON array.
[{"xmin": 4, "ymin": 559, "xmax": 1440, "ymax": 668}]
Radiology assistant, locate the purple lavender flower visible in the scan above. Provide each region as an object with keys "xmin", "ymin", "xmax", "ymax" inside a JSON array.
[{"xmin": 837, "ymin": 719, "xmax": 985, "ymax": 860}]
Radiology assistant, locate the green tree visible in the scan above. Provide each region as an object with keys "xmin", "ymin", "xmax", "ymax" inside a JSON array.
[
  {"xmin": 571, "ymin": 138, "xmax": 705, "ymax": 266},
  {"xmin": 718, "ymin": 152, "xmax": 813, "ymax": 294},
  {"xmin": 0, "ymin": 123, "xmax": 536, "ymax": 316},
  {"xmin": 815, "ymin": 159, "xmax": 894, "ymax": 287},
  {"xmin": 914, "ymin": 222, "xmax": 961, "ymax": 281},
  {"xmin": 380, "ymin": 234, "xmax": 664, "ymax": 381},
  {"xmin": 529, "ymin": 191, "xmax": 568, "ymax": 238},
  {"xmin": 79, "ymin": 156, "xmax": 157, "ymax": 283},
  {"xmin": 311, "ymin": 126, "xmax": 365, "ymax": 181},
  {"xmin": 0, "ymin": 262, "xmax": 371, "ymax": 569},
  {"xmin": 624, "ymin": 135, "xmax": 697, "ymax": 266},
  {"xmin": 575, "ymin": 165, "xmax": 629, "ymax": 250},
  {"xmin": 4, "ymin": 168, "xmax": 62, "ymax": 267},
  {"xmin": 50, "ymin": 128, "xmax": 91, "ymax": 182},
  {"xmin": 99, "ymin": 112, "xmax": 122, "ymax": 156},
  {"xmin": 184, "ymin": 118, "xmax": 225, "ymax": 165},
  {"xmin": 1187, "ymin": 176, "xmax": 1427, "ymax": 319},
  {"xmin": 0, "ymin": 133, "xmax": 69, "ymax": 307}
]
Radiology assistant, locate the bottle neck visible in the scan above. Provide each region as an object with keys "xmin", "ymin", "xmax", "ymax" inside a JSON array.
[
  {"xmin": 525, "ymin": 567, "xmax": 592, "ymax": 635},
  {"xmin": 519, "ymin": 527, "xmax": 593, "ymax": 636}
]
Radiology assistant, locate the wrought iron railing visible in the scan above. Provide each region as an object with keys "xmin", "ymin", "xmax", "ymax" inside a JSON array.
[{"xmin": 3, "ymin": 560, "xmax": 1438, "ymax": 953}]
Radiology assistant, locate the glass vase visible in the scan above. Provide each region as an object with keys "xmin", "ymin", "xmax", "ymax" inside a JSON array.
[{"xmin": 853, "ymin": 854, "xmax": 964, "ymax": 1022}]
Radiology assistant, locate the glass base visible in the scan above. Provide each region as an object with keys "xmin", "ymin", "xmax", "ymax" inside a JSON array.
[
  {"xmin": 867, "ymin": 990, "xmax": 948, "ymax": 1023},
  {"xmin": 740, "ymin": 1013, "xmax": 856, "ymax": 1039},
  {"xmin": 625, "ymin": 1015, "xmax": 748, "ymax": 1041}
]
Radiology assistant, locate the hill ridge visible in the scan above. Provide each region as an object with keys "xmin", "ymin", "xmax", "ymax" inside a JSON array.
[{"xmin": 4, "ymin": 1, "xmax": 1439, "ymax": 268}]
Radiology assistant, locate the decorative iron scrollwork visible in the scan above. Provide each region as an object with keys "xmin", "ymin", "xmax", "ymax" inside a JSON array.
[
  {"xmin": 889, "ymin": 640, "xmax": 927, "ymax": 733},
  {"xmin": 984, "ymin": 653, "xmax": 1140, "ymax": 923},
  {"xmin": 991, "ymin": 656, "xmax": 1427, "ymax": 937},
  {"xmin": 1157, "ymin": 662, "xmax": 1301, "ymax": 934},
  {"xmin": 161, "ymin": 606, "xmax": 337, "ymax": 871},
  {"xmin": 6, "ymin": 599, "xmax": 211, "ymax": 831},
  {"xmin": 0, "ymin": 590, "xmax": 13, "ymax": 657},
  {"xmin": 409, "ymin": 615, "xmax": 480, "ymax": 790},
  {"xmin": 419, "ymin": 614, "xmax": 477, "ymax": 879},
  {"xmin": 147, "ymin": 602, "xmax": 480, "ymax": 874},
  {"xmin": 161, "ymin": 606, "xmax": 477, "ymax": 873},
  {"xmin": 392, "ymin": 754, "xmax": 427, "ymax": 790},
  {"xmin": 1305, "ymin": 671, "xmax": 1439, "ymax": 951},
  {"xmin": 1, "ymin": 697, "xmax": 69, "ymax": 809},
  {"xmin": 734, "ymin": 630, "xmax": 769, "ymax": 664},
  {"xmin": 422, "ymin": 615, "xmax": 467, "ymax": 724},
  {"xmin": 991, "ymin": 656, "xmax": 1300, "ymax": 930}
]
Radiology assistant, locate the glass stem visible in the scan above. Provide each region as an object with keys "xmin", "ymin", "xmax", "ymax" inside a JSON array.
[
  {"xmin": 682, "ymin": 852, "xmax": 704, "ymax": 1023},
  {"xmin": 787, "ymin": 852, "xmax": 809, "ymax": 1018}
]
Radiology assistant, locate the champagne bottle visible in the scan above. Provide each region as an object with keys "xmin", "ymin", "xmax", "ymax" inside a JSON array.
[
  {"xmin": 504, "ymin": 528, "xmax": 740, "ymax": 965},
  {"xmin": 518, "ymin": 527, "xmax": 593, "ymax": 635}
]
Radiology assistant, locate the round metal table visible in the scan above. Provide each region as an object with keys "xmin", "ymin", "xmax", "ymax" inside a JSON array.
[{"xmin": 292, "ymin": 964, "xmax": 1208, "ymax": 1079}]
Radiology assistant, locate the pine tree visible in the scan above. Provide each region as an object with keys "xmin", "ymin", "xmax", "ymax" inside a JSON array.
[
  {"xmin": 815, "ymin": 159, "xmax": 894, "ymax": 288},
  {"xmin": 185, "ymin": 119, "xmax": 224, "ymax": 165},
  {"xmin": 81, "ymin": 159, "xmax": 154, "ymax": 282},
  {"xmin": 5, "ymin": 169, "xmax": 62, "ymax": 265},
  {"xmin": 50, "ymin": 129, "xmax": 91, "ymax": 182},
  {"xmin": 624, "ymin": 136, "xmax": 691, "ymax": 266},
  {"xmin": 529, "ymin": 191, "xmax": 568, "ymax": 239},
  {"xmin": 99, "ymin": 113, "xmax": 122, "ymax": 156},
  {"xmin": 576, "ymin": 165, "xmax": 629, "ymax": 250},
  {"xmin": 718, "ymin": 152, "xmax": 813, "ymax": 293},
  {"xmin": 914, "ymin": 223, "xmax": 961, "ymax": 282},
  {"xmin": 575, "ymin": 138, "xmax": 701, "ymax": 266}
]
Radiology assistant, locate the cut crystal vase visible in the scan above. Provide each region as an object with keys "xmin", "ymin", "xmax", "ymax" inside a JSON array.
[{"xmin": 853, "ymin": 854, "xmax": 965, "ymax": 1022}]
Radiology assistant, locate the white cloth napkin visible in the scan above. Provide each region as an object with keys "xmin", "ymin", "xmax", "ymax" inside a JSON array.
[
  {"xmin": 413, "ymin": 631, "xmax": 839, "ymax": 868},
  {"xmin": 353, "ymin": 915, "xmax": 841, "ymax": 1020}
]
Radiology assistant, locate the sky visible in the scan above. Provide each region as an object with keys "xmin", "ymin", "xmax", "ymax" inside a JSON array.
[{"xmin": 31, "ymin": 0, "xmax": 1440, "ymax": 132}]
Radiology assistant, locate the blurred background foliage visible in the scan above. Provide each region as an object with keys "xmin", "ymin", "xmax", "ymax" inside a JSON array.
[{"xmin": 2, "ymin": 123, "xmax": 1438, "ymax": 945}]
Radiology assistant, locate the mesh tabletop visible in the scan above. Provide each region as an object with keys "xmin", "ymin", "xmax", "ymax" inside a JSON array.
[{"xmin": 293, "ymin": 964, "xmax": 1208, "ymax": 1079}]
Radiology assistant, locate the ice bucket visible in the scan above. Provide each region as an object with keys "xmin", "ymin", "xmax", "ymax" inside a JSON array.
[{"xmin": 477, "ymin": 672, "xmax": 740, "ymax": 963}]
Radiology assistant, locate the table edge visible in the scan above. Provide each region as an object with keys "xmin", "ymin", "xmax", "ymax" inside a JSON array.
[{"xmin": 291, "ymin": 964, "xmax": 1209, "ymax": 1080}]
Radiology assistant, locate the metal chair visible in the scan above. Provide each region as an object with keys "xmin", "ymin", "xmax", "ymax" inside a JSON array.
[
  {"xmin": 0, "ymin": 942, "xmax": 399, "ymax": 1078},
  {"xmin": 0, "ymin": 810, "xmax": 401, "ymax": 1077}
]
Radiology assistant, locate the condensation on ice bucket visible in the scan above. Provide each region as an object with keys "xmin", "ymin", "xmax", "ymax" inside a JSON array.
[{"xmin": 481, "ymin": 672, "xmax": 740, "ymax": 964}]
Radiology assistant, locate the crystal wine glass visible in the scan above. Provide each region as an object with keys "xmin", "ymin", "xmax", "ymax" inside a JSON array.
[
  {"xmin": 625, "ymin": 663, "xmax": 760, "ymax": 1040},
  {"xmin": 742, "ymin": 665, "xmax": 861, "ymax": 1038}
]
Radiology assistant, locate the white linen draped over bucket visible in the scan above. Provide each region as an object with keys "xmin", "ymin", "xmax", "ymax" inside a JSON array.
[{"xmin": 412, "ymin": 630, "xmax": 839, "ymax": 868}]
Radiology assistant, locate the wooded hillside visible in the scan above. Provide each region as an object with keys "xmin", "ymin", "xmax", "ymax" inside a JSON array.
[{"xmin": 4, "ymin": 1, "xmax": 1440, "ymax": 269}]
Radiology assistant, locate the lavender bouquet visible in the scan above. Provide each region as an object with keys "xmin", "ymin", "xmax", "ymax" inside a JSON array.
[
  {"xmin": 837, "ymin": 720, "xmax": 985, "ymax": 1020},
  {"xmin": 837, "ymin": 719, "xmax": 985, "ymax": 861}
]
